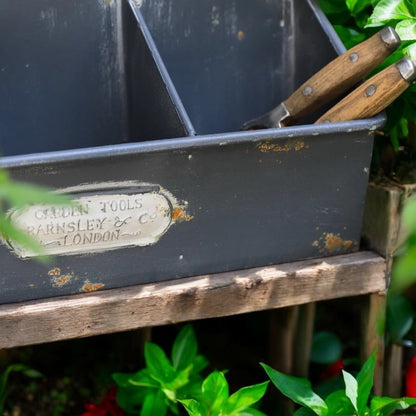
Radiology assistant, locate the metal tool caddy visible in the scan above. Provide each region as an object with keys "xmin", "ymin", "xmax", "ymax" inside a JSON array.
[{"xmin": 0, "ymin": 0, "xmax": 385, "ymax": 304}]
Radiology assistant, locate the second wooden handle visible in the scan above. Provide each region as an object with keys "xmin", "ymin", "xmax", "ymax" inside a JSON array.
[
  {"xmin": 315, "ymin": 57, "xmax": 416, "ymax": 124},
  {"xmin": 282, "ymin": 27, "xmax": 400, "ymax": 126}
]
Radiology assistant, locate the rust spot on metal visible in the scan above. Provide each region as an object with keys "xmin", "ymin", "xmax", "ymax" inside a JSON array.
[
  {"xmin": 313, "ymin": 232, "xmax": 358, "ymax": 254},
  {"xmin": 325, "ymin": 233, "xmax": 353, "ymax": 252},
  {"xmin": 172, "ymin": 207, "xmax": 194, "ymax": 222},
  {"xmin": 49, "ymin": 268, "xmax": 72, "ymax": 287},
  {"xmin": 256, "ymin": 139, "xmax": 308, "ymax": 153},
  {"xmin": 81, "ymin": 280, "xmax": 104, "ymax": 293},
  {"xmin": 52, "ymin": 274, "xmax": 71, "ymax": 288},
  {"xmin": 237, "ymin": 30, "xmax": 245, "ymax": 40}
]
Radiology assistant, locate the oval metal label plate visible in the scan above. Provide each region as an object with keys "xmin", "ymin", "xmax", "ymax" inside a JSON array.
[{"xmin": 6, "ymin": 183, "xmax": 189, "ymax": 258}]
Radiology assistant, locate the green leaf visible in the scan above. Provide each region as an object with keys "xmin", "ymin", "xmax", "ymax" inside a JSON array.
[
  {"xmin": 392, "ymin": 245, "xmax": 416, "ymax": 292},
  {"xmin": 0, "ymin": 179, "xmax": 71, "ymax": 209},
  {"xmin": 0, "ymin": 364, "xmax": 42, "ymax": 413},
  {"xmin": 192, "ymin": 355, "xmax": 210, "ymax": 375},
  {"xmin": 346, "ymin": 0, "xmax": 373, "ymax": 15},
  {"xmin": 163, "ymin": 366, "xmax": 194, "ymax": 397},
  {"xmin": 386, "ymin": 292, "xmax": 414, "ymax": 343},
  {"xmin": 402, "ymin": 197, "xmax": 416, "ymax": 232},
  {"xmin": 396, "ymin": 19, "xmax": 416, "ymax": 40},
  {"xmin": 333, "ymin": 26, "xmax": 367, "ymax": 48},
  {"xmin": 0, "ymin": 213, "xmax": 48, "ymax": 260},
  {"xmin": 294, "ymin": 408, "xmax": 317, "ymax": 416},
  {"xmin": 366, "ymin": 0, "xmax": 414, "ymax": 27},
  {"xmin": 116, "ymin": 385, "xmax": 149, "ymax": 415},
  {"xmin": 317, "ymin": 0, "xmax": 349, "ymax": 15},
  {"xmin": 403, "ymin": 41, "xmax": 416, "ymax": 62},
  {"xmin": 238, "ymin": 409, "xmax": 269, "ymax": 416},
  {"xmin": 141, "ymin": 390, "xmax": 168, "ymax": 416},
  {"xmin": 172, "ymin": 325, "xmax": 198, "ymax": 371},
  {"xmin": 113, "ymin": 369, "xmax": 160, "ymax": 389},
  {"xmin": 145, "ymin": 342, "xmax": 175, "ymax": 385},
  {"xmin": 324, "ymin": 389, "xmax": 356, "ymax": 415},
  {"xmin": 223, "ymin": 381, "xmax": 269, "ymax": 414},
  {"xmin": 356, "ymin": 352, "xmax": 376, "ymax": 415},
  {"xmin": 370, "ymin": 395, "xmax": 416, "ymax": 415},
  {"xmin": 201, "ymin": 371, "xmax": 229, "ymax": 414},
  {"xmin": 311, "ymin": 332, "xmax": 343, "ymax": 365},
  {"xmin": 342, "ymin": 370, "xmax": 359, "ymax": 414},
  {"xmin": 21, "ymin": 368, "xmax": 43, "ymax": 378},
  {"xmin": 179, "ymin": 399, "xmax": 204, "ymax": 416},
  {"xmin": 261, "ymin": 363, "xmax": 328, "ymax": 416},
  {"xmin": 177, "ymin": 378, "xmax": 204, "ymax": 401}
]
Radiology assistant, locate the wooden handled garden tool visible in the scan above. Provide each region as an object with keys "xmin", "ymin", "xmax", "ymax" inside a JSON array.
[
  {"xmin": 315, "ymin": 56, "xmax": 416, "ymax": 124},
  {"xmin": 242, "ymin": 26, "xmax": 401, "ymax": 129}
]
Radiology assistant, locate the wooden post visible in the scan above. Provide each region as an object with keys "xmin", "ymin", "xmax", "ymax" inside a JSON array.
[
  {"xmin": 293, "ymin": 302, "xmax": 316, "ymax": 378},
  {"xmin": 269, "ymin": 306, "xmax": 299, "ymax": 374},
  {"xmin": 361, "ymin": 291, "xmax": 387, "ymax": 396},
  {"xmin": 269, "ymin": 306, "xmax": 299, "ymax": 416},
  {"xmin": 384, "ymin": 343, "xmax": 404, "ymax": 397},
  {"xmin": 362, "ymin": 180, "xmax": 416, "ymax": 396}
]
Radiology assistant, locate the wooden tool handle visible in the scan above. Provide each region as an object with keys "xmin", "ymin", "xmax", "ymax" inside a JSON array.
[
  {"xmin": 315, "ymin": 57, "xmax": 416, "ymax": 124},
  {"xmin": 281, "ymin": 27, "xmax": 400, "ymax": 127}
]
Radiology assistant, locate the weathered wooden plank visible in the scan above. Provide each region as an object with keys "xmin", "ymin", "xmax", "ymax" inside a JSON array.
[{"xmin": 0, "ymin": 251, "xmax": 386, "ymax": 348}]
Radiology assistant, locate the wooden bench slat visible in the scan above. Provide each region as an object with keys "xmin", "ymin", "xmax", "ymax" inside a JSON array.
[{"xmin": 0, "ymin": 251, "xmax": 386, "ymax": 348}]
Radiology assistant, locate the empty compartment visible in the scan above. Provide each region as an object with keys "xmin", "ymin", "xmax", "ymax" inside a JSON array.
[
  {"xmin": 0, "ymin": 0, "xmax": 189, "ymax": 156},
  {"xmin": 138, "ymin": 0, "xmax": 343, "ymax": 134}
]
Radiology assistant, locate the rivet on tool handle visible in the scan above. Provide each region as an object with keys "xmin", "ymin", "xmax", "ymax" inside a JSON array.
[
  {"xmin": 242, "ymin": 26, "xmax": 401, "ymax": 129},
  {"xmin": 282, "ymin": 27, "xmax": 401, "ymax": 126},
  {"xmin": 315, "ymin": 56, "xmax": 416, "ymax": 124}
]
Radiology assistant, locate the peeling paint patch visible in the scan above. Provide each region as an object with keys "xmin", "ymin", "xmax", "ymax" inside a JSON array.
[
  {"xmin": 81, "ymin": 280, "xmax": 104, "ymax": 293},
  {"xmin": 256, "ymin": 140, "xmax": 308, "ymax": 153},
  {"xmin": 313, "ymin": 232, "xmax": 358, "ymax": 254}
]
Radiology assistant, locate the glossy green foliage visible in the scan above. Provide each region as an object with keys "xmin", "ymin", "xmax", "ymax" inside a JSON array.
[
  {"xmin": 386, "ymin": 292, "xmax": 414, "ymax": 344},
  {"xmin": 0, "ymin": 364, "xmax": 43, "ymax": 414},
  {"xmin": 318, "ymin": 0, "xmax": 416, "ymax": 150},
  {"xmin": 392, "ymin": 196, "xmax": 416, "ymax": 293},
  {"xmin": 113, "ymin": 325, "xmax": 270, "ymax": 416},
  {"xmin": 179, "ymin": 371, "xmax": 269, "ymax": 416},
  {"xmin": 0, "ymin": 168, "xmax": 71, "ymax": 258},
  {"xmin": 113, "ymin": 325, "xmax": 209, "ymax": 415},
  {"xmin": 262, "ymin": 352, "xmax": 416, "ymax": 415}
]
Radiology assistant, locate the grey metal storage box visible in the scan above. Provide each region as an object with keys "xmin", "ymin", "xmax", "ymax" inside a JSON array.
[{"xmin": 0, "ymin": 0, "xmax": 384, "ymax": 304}]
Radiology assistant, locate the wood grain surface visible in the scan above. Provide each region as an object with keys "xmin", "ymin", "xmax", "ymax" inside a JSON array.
[{"xmin": 0, "ymin": 251, "xmax": 386, "ymax": 349}]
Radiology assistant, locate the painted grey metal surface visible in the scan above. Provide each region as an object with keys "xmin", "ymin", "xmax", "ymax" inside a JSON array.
[
  {"xmin": 0, "ymin": 0, "xmax": 385, "ymax": 304},
  {"xmin": 0, "ymin": 0, "xmax": 190, "ymax": 156}
]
